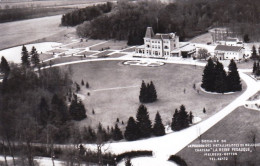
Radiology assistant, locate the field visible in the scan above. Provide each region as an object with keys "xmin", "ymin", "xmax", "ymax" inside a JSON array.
[
  {"xmin": 0, "ymin": 15, "xmax": 74, "ymax": 50},
  {"xmin": 89, "ymin": 40, "xmax": 129, "ymax": 51},
  {"xmin": 0, "ymin": 0, "xmax": 115, "ymax": 9},
  {"xmin": 177, "ymin": 107, "xmax": 260, "ymax": 166},
  {"xmin": 66, "ymin": 60, "xmax": 245, "ymax": 129}
]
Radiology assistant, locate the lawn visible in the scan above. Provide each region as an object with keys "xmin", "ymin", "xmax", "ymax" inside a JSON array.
[
  {"xmin": 66, "ymin": 61, "xmax": 245, "ymax": 129},
  {"xmin": 89, "ymin": 40, "xmax": 128, "ymax": 51},
  {"xmin": 67, "ymin": 40, "xmax": 105, "ymax": 49},
  {"xmin": 177, "ymin": 107, "xmax": 260, "ymax": 166}
]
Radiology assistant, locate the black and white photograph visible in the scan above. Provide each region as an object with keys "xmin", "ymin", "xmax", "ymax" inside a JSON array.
[{"xmin": 0, "ymin": 0, "xmax": 259, "ymax": 165}]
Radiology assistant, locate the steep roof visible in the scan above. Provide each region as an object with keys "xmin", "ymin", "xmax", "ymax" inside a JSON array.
[
  {"xmin": 215, "ymin": 45, "xmax": 242, "ymax": 52},
  {"xmin": 145, "ymin": 27, "xmax": 154, "ymax": 38},
  {"xmin": 152, "ymin": 33, "xmax": 176, "ymax": 40}
]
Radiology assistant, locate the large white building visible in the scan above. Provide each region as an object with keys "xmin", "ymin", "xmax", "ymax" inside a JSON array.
[
  {"xmin": 214, "ymin": 45, "xmax": 244, "ymax": 60},
  {"xmin": 135, "ymin": 27, "xmax": 180, "ymax": 58}
]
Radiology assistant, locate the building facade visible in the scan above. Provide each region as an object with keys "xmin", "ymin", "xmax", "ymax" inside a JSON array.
[
  {"xmin": 135, "ymin": 27, "xmax": 179, "ymax": 58},
  {"xmin": 214, "ymin": 45, "xmax": 244, "ymax": 60}
]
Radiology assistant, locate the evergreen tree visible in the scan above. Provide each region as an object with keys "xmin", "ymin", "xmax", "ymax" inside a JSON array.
[
  {"xmin": 69, "ymin": 96, "xmax": 87, "ymax": 121},
  {"xmin": 0, "ymin": 56, "xmax": 10, "ymax": 75},
  {"xmin": 125, "ymin": 158, "xmax": 132, "ymax": 166},
  {"xmin": 149, "ymin": 81, "xmax": 157, "ymax": 102},
  {"xmin": 21, "ymin": 45, "xmax": 30, "ymax": 67},
  {"xmin": 38, "ymin": 97, "xmax": 50, "ymax": 126},
  {"xmin": 243, "ymin": 34, "xmax": 250, "ymax": 43},
  {"xmin": 171, "ymin": 109, "xmax": 181, "ymax": 131},
  {"xmin": 124, "ymin": 117, "xmax": 139, "ymax": 141},
  {"xmin": 86, "ymin": 82, "xmax": 89, "ymax": 88},
  {"xmin": 112, "ymin": 124, "xmax": 123, "ymax": 141},
  {"xmin": 227, "ymin": 59, "xmax": 242, "ymax": 91},
  {"xmin": 201, "ymin": 58, "xmax": 216, "ymax": 92},
  {"xmin": 203, "ymin": 107, "xmax": 206, "ymax": 114},
  {"xmin": 214, "ymin": 61, "xmax": 227, "ymax": 93},
  {"xmin": 136, "ymin": 104, "xmax": 152, "ymax": 138},
  {"xmin": 189, "ymin": 111, "xmax": 193, "ymax": 124},
  {"xmin": 81, "ymin": 79, "xmax": 84, "ymax": 86},
  {"xmin": 97, "ymin": 122, "xmax": 109, "ymax": 142},
  {"xmin": 51, "ymin": 94, "xmax": 69, "ymax": 124},
  {"xmin": 30, "ymin": 46, "xmax": 40, "ymax": 67},
  {"xmin": 178, "ymin": 105, "xmax": 189, "ymax": 129},
  {"xmin": 251, "ymin": 45, "xmax": 258, "ymax": 60},
  {"xmin": 153, "ymin": 112, "xmax": 165, "ymax": 136},
  {"xmin": 253, "ymin": 61, "xmax": 257, "ymax": 74},
  {"xmin": 139, "ymin": 80, "xmax": 147, "ymax": 103}
]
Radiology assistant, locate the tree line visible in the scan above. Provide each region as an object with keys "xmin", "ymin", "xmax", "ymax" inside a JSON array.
[
  {"xmin": 61, "ymin": 2, "xmax": 113, "ymax": 26},
  {"xmin": 74, "ymin": 0, "xmax": 260, "ymax": 45},
  {"xmin": 201, "ymin": 59, "xmax": 242, "ymax": 93}
]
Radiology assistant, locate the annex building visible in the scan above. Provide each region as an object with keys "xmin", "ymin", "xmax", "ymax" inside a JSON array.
[{"xmin": 214, "ymin": 45, "xmax": 244, "ymax": 60}]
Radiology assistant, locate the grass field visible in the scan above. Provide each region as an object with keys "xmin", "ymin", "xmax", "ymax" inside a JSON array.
[
  {"xmin": 177, "ymin": 107, "xmax": 260, "ymax": 166},
  {"xmin": 65, "ymin": 60, "xmax": 245, "ymax": 129}
]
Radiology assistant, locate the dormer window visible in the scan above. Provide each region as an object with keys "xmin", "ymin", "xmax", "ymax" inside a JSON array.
[{"xmin": 147, "ymin": 45, "xmax": 150, "ymax": 48}]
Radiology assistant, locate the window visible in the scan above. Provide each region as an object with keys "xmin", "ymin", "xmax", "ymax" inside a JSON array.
[
  {"xmin": 147, "ymin": 45, "xmax": 150, "ymax": 48},
  {"xmin": 164, "ymin": 46, "xmax": 169, "ymax": 49}
]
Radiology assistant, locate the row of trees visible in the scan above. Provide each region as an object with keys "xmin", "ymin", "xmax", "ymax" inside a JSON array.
[
  {"xmin": 75, "ymin": 0, "xmax": 260, "ymax": 45},
  {"xmin": 61, "ymin": 2, "xmax": 113, "ymax": 26},
  {"xmin": 139, "ymin": 80, "xmax": 157, "ymax": 103},
  {"xmin": 202, "ymin": 59, "xmax": 242, "ymax": 93},
  {"xmin": 124, "ymin": 104, "xmax": 165, "ymax": 141}
]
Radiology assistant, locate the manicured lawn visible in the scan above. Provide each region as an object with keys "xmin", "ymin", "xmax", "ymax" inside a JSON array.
[
  {"xmin": 109, "ymin": 53, "xmax": 127, "ymax": 58},
  {"xmin": 66, "ymin": 61, "xmax": 245, "ymax": 129},
  {"xmin": 67, "ymin": 40, "xmax": 105, "ymax": 49},
  {"xmin": 177, "ymin": 107, "xmax": 260, "ymax": 166},
  {"xmin": 89, "ymin": 40, "xmax": 128, "ymax": 51}
]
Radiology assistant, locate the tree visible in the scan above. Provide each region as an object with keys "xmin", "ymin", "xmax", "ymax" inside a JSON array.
[
  {"xmin": 203, "ymin": 107, "xmax": 206, "ymax": 114},
  {"xmin": 112, "ymin": 124, "xmax": 123, "ymax": 141},
  {"xmin": 51, "ymin": 94, "xmax": 69, "ymax": 124},
  {"xmin": 86, "ymin": 82, "xmax": 89, "ymax": 88},
  {"xmin": 38, "ymin": 97, "xmax": 50, "ymax": 126},
  {"xmin": 251, "ymin": 45, "xmax": 258, "ymax": 60},
  {"xmin": 21, "ymin": 45, "xmax": 30, "ymax": 67},
  {"xmin": 124, "ymin": 117, "xmax": 139, "ymax": 141},
  {"xmin": 139, "ymin": 80, "xmax": 147, "ymax": 103},
  {"xmin": 243, "ymin": 34, "xmax": 250, "ymax": 43},
  {"xmin": 201, "ymin": 58, "xmax": 216, "ymax": 92},
  {"xmin": 197, "ymin": 48, "xmax": 210, "ymax": 60},
  {"xmin": 0, "ymin": 56, "xmax": 10, "ymax": 75},
  {"xmin": 125, "ymin": 158, "xmax": 132, "ymax": 166},
  {"xmin": 171, "ymin": 109, "xmax": 181, "ymax": 131},
  {"xmin": 214, "ymin": 61, "xmax": 227, "ymax": 93},
  {"xmin": 136, "ymin": 104, "xmax": 152, "ymax": 138},
  {"xmin": 148, "ymin": 81, "xmax": 157, "ymax": 102},
  {"xmin": 69, "ymin": 96, "xmax": 87, "ymax": 121},
  {"xmin": 253, "ymin": 61, "xmax": 257, "ymax": 74},
  {"xmin": 153, "ymin": 112, "xmax": 165, "ymax": 136},
  {"xmin": 178, "ymin": 105, "xmax": 189, "ymax": 129},
  {"xmin": 227, "ymin": 59, "xmax": 242, "ymax": 91},
  {"xmin": 81, "ymin": 79, "xmax": 84, "ymax": 86},
  {"xmin": 30, "ymin": 46, "xmax": 40, "ymax": 67},
  {"xmin": 189, "ymin": 111, "xmax": 193, "ymax": 124}
]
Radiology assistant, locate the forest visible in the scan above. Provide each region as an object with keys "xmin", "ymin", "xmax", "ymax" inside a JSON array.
[{"xmin": 73, "ymin": 0, "xmax": 260, "ymax": 45}]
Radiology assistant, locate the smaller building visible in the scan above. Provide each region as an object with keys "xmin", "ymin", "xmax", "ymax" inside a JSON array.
[{"xmin": 214, "ymin": 45, "xmax": 244, "ymax": 60}]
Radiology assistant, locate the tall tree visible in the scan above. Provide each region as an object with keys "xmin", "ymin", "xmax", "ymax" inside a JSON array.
[
  {"xmin": 30, "ymin": 46, "xmax": 40, "ymax": 67},
  {"xmin": 38, "ymin": 97, "xmax": 50, "ymax": 126},
  {"xmin": 171, "ymin": 109, "xmax": 181, "ymax": 131},
  {"xmin": 251, "ymin": 45, "xmax": 258, "ymax": 60},
  {"xmin": 69, "ymin": 96, "xmax": 87, "ymax": 121},
  {"xmin": 253, "ymin": 61, "xmax": 257, "ymax": 74},
  {"xmin": 149, "ymin": 81, "xmax": 157, "ymax": 102},
  {"xmin": 51, "ymin": 94, "xmax": 69, "ymax": 124},
  {"xmin": 124, "ymin": 117, "xmax": 139, "ymax": 141},
  {"xmin": 112, "ymin": 124, "xmax": 123, "ymax": 141},
  {"xmin": 214, "ymin": 61, "xmax": 227, "ymax": 93},
  {"xmin": 178, "ymin": 105, "xmax": 189, "ymax": 129},
  {"xmin": 201, "ymin": 58, "xmax": 216, "ymax": 92},
  {"xmin": 0, "ymin": 56, "xmax": 10, "ymax": 75},
  {"xmin": 139, "ymin": 80, "xmax": 147, "ymax": 103},
  {"xmin": 21, "ymin": 45, "xmax": 30, "ymax": 67},
  {"xmin": 227, "ymin": 59, "xmax": 242, "ymax": 91},
  {"xmin": 136, "ymin": 104, "xmax": 152, "ymax": 138},
  {"xmin": 153, "ymin": 112, "xmax": 165, "ymax": 136}
]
